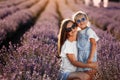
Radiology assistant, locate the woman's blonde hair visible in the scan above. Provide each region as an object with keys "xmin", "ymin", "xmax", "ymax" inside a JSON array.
[{"xmin": 57, "ymin": 19, "xmax": 74, "ymax": 58}]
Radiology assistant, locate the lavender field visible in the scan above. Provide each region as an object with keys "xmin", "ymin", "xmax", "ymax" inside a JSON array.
[{"xmin": 0, "ymin": 0, "xmax": 120, "ymax": 80}]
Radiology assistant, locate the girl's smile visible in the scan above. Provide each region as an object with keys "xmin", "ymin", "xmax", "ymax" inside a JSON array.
[{"xmin": 76, "ymin": 15, "xmax": 88, "ymax": 30}]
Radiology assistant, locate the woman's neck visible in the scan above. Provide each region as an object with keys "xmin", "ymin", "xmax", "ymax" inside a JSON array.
[{"xmin": 68, "ymin": 35, "xmax": 76, "ymax": 42}]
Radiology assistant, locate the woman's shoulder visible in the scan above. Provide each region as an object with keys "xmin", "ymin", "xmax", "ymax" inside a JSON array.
[
  {"xmin": 62, "ymin": 40, "xmax": 70, "ymax": 47},
  {"xmin": 64, "ymin": 40, "xmax": 76, "ymax": 47},
  {"xmin": 65, "ymin": 39, "xmax": 76, "ymax": 44}
]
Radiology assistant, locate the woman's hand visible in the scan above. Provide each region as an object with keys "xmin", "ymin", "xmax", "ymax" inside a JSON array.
[{"xmin": 56, "ymin": 54, "xmax": 61, "ymax": 58}]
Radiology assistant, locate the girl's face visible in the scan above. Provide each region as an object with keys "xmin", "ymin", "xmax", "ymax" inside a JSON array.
[
  {"xmin": 75, "ymin": 15, "xmax": 88, "ymax": 30},
  {"xmin": 66, "ymin": 22, "xmax": 77, "ymax": 37}
]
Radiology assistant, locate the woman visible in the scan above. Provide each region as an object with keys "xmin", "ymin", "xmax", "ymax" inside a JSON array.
[{"xmin": 57, "ymin": 19, "xmax": 97, "ymax": 80}]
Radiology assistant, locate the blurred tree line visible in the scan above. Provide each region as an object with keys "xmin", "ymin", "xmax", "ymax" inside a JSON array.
[{"xmin": 110, "ymin": 0, "xmax": 120, "ymax": 2}]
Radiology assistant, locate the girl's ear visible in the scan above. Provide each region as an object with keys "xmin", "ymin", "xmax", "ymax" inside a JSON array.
[{"xmin": 87, "ymin": 21, "xmax": 91, "ymax": 27}]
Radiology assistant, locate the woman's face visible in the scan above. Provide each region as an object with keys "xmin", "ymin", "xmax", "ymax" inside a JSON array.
[
  {"xmin": 66, "ymin": 22, "xmax": 77, "ymax": 37},
  {"xmin": 75, "ymin": 15, "xmax": 88, "ymax": 30}
]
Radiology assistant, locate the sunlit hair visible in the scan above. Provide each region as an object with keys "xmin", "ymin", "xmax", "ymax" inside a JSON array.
[
  {"xmin": 72, "ymin": 11, "xmax": 89, "ymax": 22},
  {"xmin": 72, "ymin": 11, "xmax": 91, "ymax": 27},
  {"xmin": 57, "ymin": 19, "xmax": 75, "ymax": 58}
]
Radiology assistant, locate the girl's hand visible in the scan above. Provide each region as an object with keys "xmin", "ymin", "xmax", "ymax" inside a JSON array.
[
  {"xmin": 88, "ymin": 62, "xmax": 98, "ymax": 70},
  {"xmin": 87, "ymin": 58, "xmax": 93, "ymax": 63}
]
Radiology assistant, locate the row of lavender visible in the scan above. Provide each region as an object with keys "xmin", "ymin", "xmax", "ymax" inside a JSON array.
[
  {"xmin": 59, "ymin": 0, "xmax": 120, "ymax": 80},
  {"xmin": 0, "ymin": 0, "xmax": 28, "ymax": 8},
  {"xmin": 0, "ymin": 0, "xmax": 38, "ymax": 19},
  {"xmin": 92, "ymin": 26, "xmax": 120, "ymax": 80},
  {"xmin": 0, "ymin": 0, "xmax": 48, "ymax": 45},
  {"xmin": 0, "ymin": 0, "xmax": 59, "ymax": 80}
]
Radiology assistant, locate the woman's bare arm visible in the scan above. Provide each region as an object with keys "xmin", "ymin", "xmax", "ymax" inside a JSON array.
[{"xmin": 66, "ymin": 54, "xmax": 97, "ymax": 69}]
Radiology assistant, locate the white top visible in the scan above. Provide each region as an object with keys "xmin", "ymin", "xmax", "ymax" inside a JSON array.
[
  {"xmin": 87, "ymin": 28, "xmax": 99, "ymax": 41},
  {"xmin": 60, "ymin": 40, "xmax": 78, "ymax": 72},
  {"xmin": 80, "ymin": 27, "xmax": 99, "ymax": 41}
]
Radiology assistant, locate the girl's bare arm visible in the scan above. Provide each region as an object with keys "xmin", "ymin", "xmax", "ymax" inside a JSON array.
[{"xmin": 87, "ymin": 38, "xmax": 97, "ymax": 63}]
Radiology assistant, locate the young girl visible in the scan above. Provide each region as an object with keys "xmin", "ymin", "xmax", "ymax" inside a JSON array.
[
  {"xmin": 73, "ymin": 11, "xmax": 99, "ymax": 80},
  {"xmin": 57, "ymin": 19, "xmax": 97, "ymax": 80}
]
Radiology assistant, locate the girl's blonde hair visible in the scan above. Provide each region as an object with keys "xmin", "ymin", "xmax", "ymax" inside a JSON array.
[
  {"xmin": 57, "ymin": 19, "xmax": 74, "ymax": 58},
  {"xmin": 72, "ymin": 11, "xmax": 88, "ymax": 21},
  {"xmin": 72, "ymin": 11, "xmax": 90, "ymax": 26}
]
